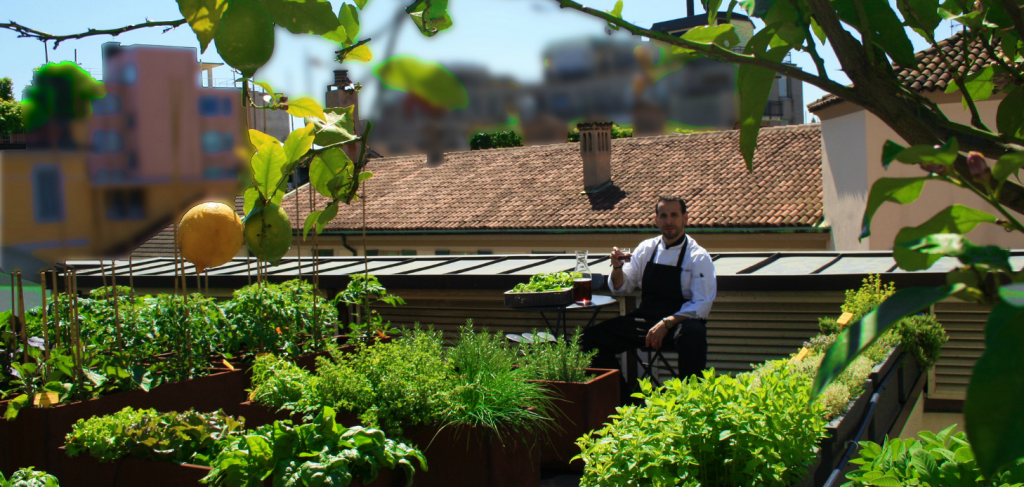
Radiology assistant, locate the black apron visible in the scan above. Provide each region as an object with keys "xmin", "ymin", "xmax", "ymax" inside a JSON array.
[{"xmin": 634, "ymin": 235, "xmax": 689, "ymax": 325}]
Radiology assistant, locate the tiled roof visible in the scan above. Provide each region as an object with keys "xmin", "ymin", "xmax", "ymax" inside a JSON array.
[
  {"xmin": 280, "ymin": 125, "xmax": 824, "ymax": 232},
  {"xmin": 131, "ymin": 196, "xmax": 245, "ymax": 258},
  {"xmin": 808, "ymin": 32, "xmax": 996, "ymax": 112}
]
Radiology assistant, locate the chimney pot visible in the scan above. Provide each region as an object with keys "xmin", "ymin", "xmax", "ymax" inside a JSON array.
[{"xmin": 577, "ymin": 122, "xmax": 613, "ymax": 192}]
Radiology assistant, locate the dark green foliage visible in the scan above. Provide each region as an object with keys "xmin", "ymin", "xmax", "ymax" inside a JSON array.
[
  {"xmin": 0, "ymin": 77, "xmax": 22, "ymax": 135},
  {"xmin": 65, "ymin": 407, "xmax": 245, "ymax": 466},
  {"xmin": 203, "ymin": 407, "xmax": 426, "ymax": 487},
  {"xmin": 469, "ymin": 130, "xmax": 523, "ymax": 150},
  {"xmin": 516, "ymin": 332, "xmax": 596, "ymax": 383},
  {"xmin": 567, "ymin": 124, "xmax": 633, "ymax": 142},
  {"xmin": 223, "ymin": 279, "xmax": 336, "ymax": 357},
  {"xmin": 247, "ymin": 353, "xmax": 312, "ymax": 413},
  {"xmin": 509, "ymin": 271, "xmax": 581, "ymax": 293},
  {"xmin": 890, "ymin": 313, "xmax": 948, "ymax": 369},
  {"xmin": 844, "ymin": 425, "xmax": 1024, "ymax": 486},
  {"xmin": 332, "ymin": 274, "xmax": 405, "ymax": 339},
  {"xmin": 577, "ymin": 367, "xmax": 826, "ymax": 487},
  {"xmin": 0, "ymin": 467, "xmax": 59, "ymax": 487}
]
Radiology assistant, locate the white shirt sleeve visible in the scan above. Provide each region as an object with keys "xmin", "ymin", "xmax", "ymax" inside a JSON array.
[
  {"xmin": 609, "ymin": 240, "xmax": 646, "ymax": 295},
  {"xmin": 674, "ymin": 250, "xmax": 716, "ymax": 320}
]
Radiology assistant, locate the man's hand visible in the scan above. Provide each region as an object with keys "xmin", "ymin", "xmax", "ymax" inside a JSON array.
[
  {"xmin": 646, "ymin": 322, "xmax": 670, "ymax": 349},
  {"xmin": 610, "ymin": 247, "xmax": 627, "ymax": 267}
]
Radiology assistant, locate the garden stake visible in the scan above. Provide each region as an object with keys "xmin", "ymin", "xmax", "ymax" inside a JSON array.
[
  {"xmin": 100, "ymin": 259, "xmax": 109, "ymax": 290},
  {"xmin": 205, "ymin": 270, "xmax": 209, "ymax": 296},
  {"xmin": 40, "ymin": 271, "xmax": 49, "ymax": 361},
  {"xmin": 52, "ymin": 268, "xmax": 61, "ymax": 349},
  {"xmin": 71, "ymin": 269, "xmax": 86, "ymax": 400},
  {"xmin": 111, "ymin": 261, "xmax": 125, "ymax": 365},
  {"xmin": 173, "ymin": 224, "xmax": 180, "ymax": 295},
  {"xmin": 16, "ymin": 271, "xmax": 27, "ymax": 363},
  {"xmin": 246, "ymin": 258, "xmax": 251, "ymax": 285}
]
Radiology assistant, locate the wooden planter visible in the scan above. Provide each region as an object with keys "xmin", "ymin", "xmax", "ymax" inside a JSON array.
[
  {"xmin": 531, "ymin": 368, "xmax": 620, "ymax": 472},
  {"xmin": 59, "ymin": 447, "xmax": 404, "ymax": 487},
  {"xmin": 405, "ymin": 424, "xmax": 541, "ymax": 487}
]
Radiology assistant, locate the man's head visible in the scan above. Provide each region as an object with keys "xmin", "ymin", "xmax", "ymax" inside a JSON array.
[{"xmin": 654, "ymin": 196, "xmax": 688, "ymax": 243}]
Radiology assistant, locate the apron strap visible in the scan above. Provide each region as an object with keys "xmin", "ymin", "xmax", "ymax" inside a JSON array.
[{"xmin": 650, "ymin": 235, "xmax": 689, "ymax": 267}]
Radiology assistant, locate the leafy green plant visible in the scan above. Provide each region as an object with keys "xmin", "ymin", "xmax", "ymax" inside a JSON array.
[
  {"xmin": 0, "ymin": 467, "xmax": 59, "ymax": 487},
  {"xmin": 843, "ymin": 424, "xmax": 1024, "ymax": 487},
  {"xmin": 247, "ymin": 353, "xmax": 312, "ymax": 413},
  {"xmin": 439, "ymin": 323, "xmax": 554, "ymax": 437},
  {"xmin": 65, "ymin": 407, "xmax": 245, "ymax": 466},
  {"xmin": 509, "ymin": 272, "xmax": 582, "ymax": 293},
  {"xmin": 516, "ymin": 331, "xmax": 596, "ymax": 383},
  {"xmin": 577, "ymin": 366, "xmax": 826, "ymax": 487},
  {"xmin": 890, "ymin": 313, "xmax": 949, "ymax": 370},
  {"xmin": 470, "ymin": 130, "xmax": 523, "ymax": 150},
  {"xmin": 223, "ymin": 279, "xmax": 336, "ymax": 357},
  {"xmin": 312, "ymin": 329, "xmax": 450, "ymax": 434},
  {"xmin": 332, "ymin": 274, "xmax": 405, "ymax": 340},
  {"xmin": 842, "ymin": 275, "xmax": 897, "ymax": 324},
  {"xmin": 203, "ymin": 407, "xmax": 427, "ymax": 487},
  {"xmin": 567, "ymin": 124, "xmax": 632, "ymax": 142}
]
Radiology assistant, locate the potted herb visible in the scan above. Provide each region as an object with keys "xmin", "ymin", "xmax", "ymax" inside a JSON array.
[
  {"xmin": 504, "ymin": 271, "xmax": 580, "ymax": 307},
  {"xmin": 512, "ymin": 331, "xmax": 618, "ymax": 472}
]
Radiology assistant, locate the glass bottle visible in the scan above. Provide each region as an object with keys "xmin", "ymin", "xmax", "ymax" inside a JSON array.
[{"xmin": 573, "ymin": 250, "xmax": 593, "ymax": 304}]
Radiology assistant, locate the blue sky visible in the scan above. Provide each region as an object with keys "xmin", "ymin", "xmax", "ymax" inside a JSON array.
[{"xmin": 2, "ymin": 0, "xmax": 961, "ymax": 124}]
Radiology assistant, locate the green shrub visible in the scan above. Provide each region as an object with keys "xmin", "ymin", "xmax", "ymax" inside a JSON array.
[
  {"xmin": 891, "ymin": 313, "xmax": 948, "ymax": 369},
  {"xmin": 469, "ymin": 130, "xmax": 523, "ymax": 150},
  {"xmin": 313, "ymin": 328, "xmax": 451, "ymax": 435},
  {"xmin": 567, "ymin": 124, "xmax": 632, "ymax": 142},
  {"xmin": 331, "ymin": 274, "xmax": 405, "ymax": 339},
  {"xmin": 248, "ymin": 353, "xmax": 313, "ymax": 413},
  {"xmin": 844, "ymin": 424, "xmax": 1024, "ymax": 486},
  {"xmin": 516, "ymin": 332, "xmax": 596, "ymax": 383},
  {"xmin": 439, "ymin": 324, "xmax": 554, "ymax": 436},
  {"xmin": 65, "ymin": 407, "xmax": 244, "ymax": 466},
  {"xmin": 577, "ymin": 367, "xmax": 826, "ymax": 487},
  {"xmin": 0, "ymin": 467, "xmax": 58, "ymax": 487},
  {"xmin": 818, "ymin": 316, "xmax": 841, "ymax": 335},
  {"xmin": 223, "ymin": 280, "xmax": 336, "ymax": 357},
  {"xmin": 203, "ymin": 407, "xmax": 426, "ymax": 487},
  {"xmin": 842, "ymin": 274, "xmax": 896, "ymax": 323}
]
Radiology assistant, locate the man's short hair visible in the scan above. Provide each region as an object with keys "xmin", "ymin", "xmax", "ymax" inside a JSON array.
[{"xmin": 655, "ymin": 195, "xmax": 687, "ymax": 214}]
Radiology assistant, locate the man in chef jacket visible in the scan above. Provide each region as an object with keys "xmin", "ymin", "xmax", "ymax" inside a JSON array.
[{"xmin": 580, "ymin": 195, "xmax": 717, "ymax": 382}]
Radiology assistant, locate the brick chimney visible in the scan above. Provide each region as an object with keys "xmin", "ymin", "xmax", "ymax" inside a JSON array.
[
  {"xmin": 578, "ymin": 122, "xmax": 613, "ymax": 192},
  {"xmin": 325, "ymin": 70, "xmax": 362, "ymax": 161}
]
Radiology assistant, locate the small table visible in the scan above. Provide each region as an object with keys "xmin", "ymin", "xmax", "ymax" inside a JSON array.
[{"xmin": 518, "ymin": 294, "xmax": 618, "ymax": 340}]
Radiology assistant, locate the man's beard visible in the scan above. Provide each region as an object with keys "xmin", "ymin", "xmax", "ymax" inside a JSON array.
[{"xmin": 661, "ymin": 226, "xmax": 683, "ymax": 242}]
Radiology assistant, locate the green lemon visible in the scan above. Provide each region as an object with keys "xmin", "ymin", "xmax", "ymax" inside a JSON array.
[
  {"xmin": 244, "ymin": 203, "xmax": 291, "ymax": 265},
  {"xmin": 213, "ymin": 0, "xmax": 274, "ymax": 78}
]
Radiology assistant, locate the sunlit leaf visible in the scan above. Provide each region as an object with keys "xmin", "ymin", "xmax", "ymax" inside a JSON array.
[
  {"xmin": 810, "ymin": 284, "xmax": 964, "ymax": 400},
  {"xmin": 213, "ymin": 0, "xmax": 274, "ymax": 78},
  {"xmin": 306, "ymin": 105, "xmax": 357, "ymax": 147},
  {"xmin": 893, "ymin": 205, "xmax": 999, "ymax": 270},
  {"xmin": 177, "ymin": 0, "xmax": 229, "ymax": 53},
  {"xmin": 993, "ymin": 151, "xmax": 1024, "ymax": 184},
  {"xmin": 860, "ymin": 177, "xmax": 930, "ymax": 240},
  {"xmin": 833, "ymin": 0, "xmax": 917, "ymax": 67},
  {"xmin": 607, "ymin": 0, "xmax": 624, "ymax": 30},
  {"xmin": 898, "ymin": 233, "xmax": 1013, "ymax": 273},
  {"xmin": 374, "ymin": 55, "xmax": 468, "ymax": 111},
  {"xmin": 738, "ymin": 27, "xmax": 790, "ymax": 170},
  {"xmin": 248, "ymin": 129, "xmax": 280, "ymax": 149},
  {"xmin": 260, "ymin": 0, "xmax": 339, "ymax": 35},
  {"xmin": 286, "ymin": 98, "xmax": 326, "ymax": 122},
  {"xmin": 250, "ymin": 142, "xmax": 288, "ymax": 201},
  {"xmin": 309, "ymin": 147, "xmax": 354, "ymax": 199},
  {"xmin": 889, "ymin": 138, "xmax": 959, "ymax": 167},
  {"xmin": 303, "ymin": 210, "xmax": 322, "ymax": 240},
  {"xmin": 316, "ymin": 201, "xmax": 339, "ymax": 234},
  {"xmin": 283, "ymin": 123, "xmax": 315, "ymax": 164},
  {"xmin": 341, "ymin": 43, "xmax": 372, "ymax": 63}
]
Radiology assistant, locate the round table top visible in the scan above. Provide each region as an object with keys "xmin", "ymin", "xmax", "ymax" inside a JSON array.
[{"xmin": 519, "ymin": 294, "xmax": 618, "ymax": 311}]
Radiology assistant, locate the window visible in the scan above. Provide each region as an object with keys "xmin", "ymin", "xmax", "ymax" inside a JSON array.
[
  {"xmin": 91, "ymin": 94, "xmax": 121, "ymax": 116},
  {"xmin": 105, "ymin": 190, "xmax": 145, "ymax": 220},
  {"xmin": 90, "ymin": 130, "xmax": 123, "ymax": 154},
  {"xmin": 32, "ymin": 164, "xmax": 64, "ymax": 223},
  {"xmin": 127, "ymin": 153, "xmax": 138, "ymax": 169},
  {"xmin": 198, "ymin": 96, "xmax": 220, "ymax": 117},
  {"xmin": 778, "ymin": 76, "xmax": 790, "ymax": 98},
  {"xmin": 435, "ymin": 250, "xmax": 450, "ymax": 255},
  {"xmin": 201, "ymin": 131, "xmax": 233, "ymax": 154},
  {"xmin": 221, "ymin": 98, "xmax": 233, "ymax": 116},
  {"xmin": 317, "ymin": 249, "xmax": 334, "ymax": 257},
  {"xmin": 401, "ymin": 250, "xmax": 416, "ymax": 256},
  {"xmin": 121, "ymin": 63, "xmax": 138, "ymax": 85}
]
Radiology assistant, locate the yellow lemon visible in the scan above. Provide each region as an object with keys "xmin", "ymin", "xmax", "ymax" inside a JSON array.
[
  {"xmin": 243, "ymin": 203, "xmax": 292, "ymax": 265},
  {"xmin": 177, "ymin": 202, "xmax": 244, "ymax": 272}
]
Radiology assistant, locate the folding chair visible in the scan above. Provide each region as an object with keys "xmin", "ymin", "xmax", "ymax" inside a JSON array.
[{"xmin": 634, "ymin": 326, "xmax": 677, "ymax": 387}]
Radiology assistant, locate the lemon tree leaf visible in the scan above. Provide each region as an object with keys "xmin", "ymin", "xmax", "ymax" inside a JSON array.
[
  {"xmin": 286, "ymin": 98, "xmax": 326, "ymax": 122},
  {"xmin": 337, "ymin": 4, "xmax": 360, "ymax": 45},
  {"xmin": 306, "ymin": 105, "xmax": 356, "ymax": 147},
  {"xmin": 283, "ymin": 123, "xmax": 315, "ymax": 164},
  {"xmin": 177, "ymin": 0, "xmax": 229, "ymax": 53},
  {"xmin": 213, "ymin": 0, "xmax": 274, "ymax": 78},
  {"xmin": 248, "ymin": 129, "xmax": 280, "ymax": 149},
  {"xmin": 373, "ymin": 55, "xmax": 468, "ymax": 110},
  {"xmin": 606, "ymin": 0, "xmax": 623, "ymax": 30},
  {"xmin": 310, "ymin": 147, "xmax": 354, "ymax": 199},
  {"xmin": 341, "ymin": 43, "xmax": 372, "ymax": 63},
  {"xmin": 860, "ymin": 177, "xmax": 930, "ymax": 240},
  {"xmin": 738, "ymin": 27, "xmax": 790, "ymax": 170},
  {"xmin": 355, "ymin": 0, "xmax": 369, "ymax": 8},
  {"xmin": 993, "ymin": 151, "xmax": 1024, "ymax": 183},
  {"xmin": 358, "ymin": 171, "xmax": 373, "ymax": 183},
  {"xmin": 898, "ymin": 233, "xmax": 1013, "ymax": 273},
  {"xmin": 316, "ymin": 201, "xmax": 339, "ymax": 233},
  {"xmin": 303, "ymin": 210, "xmax": 322, "ymax": 240},
  {"xmin": 996, "ymin": 86, "xmax": 1024, "ymax": 139},
  {"xmin": 893, "ymin": 205, "xmax": 999, "ymax": 271},
  {"xmin": 243, "ymin": 186, "xmax": 282, "ymax": 217},
  {"xmin": 251, "ymin": 142, "xmax": 287, "ymax": 201},
  {"xmin": 260, "ymin": 0, "xmax": 339, "ymax": 35}
]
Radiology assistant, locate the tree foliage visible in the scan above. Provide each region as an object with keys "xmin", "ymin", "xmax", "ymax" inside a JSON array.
[
  {"xmin": 0, "ymin": 77, "xmax": 23, "ymax": 135},
  {"xmin": 470, "ymin": 130, "xmax": 524, "ymax": 150}
]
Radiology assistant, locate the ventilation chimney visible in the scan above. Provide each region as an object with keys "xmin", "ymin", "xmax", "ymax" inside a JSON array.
[
  {"xmin": 578, "ymin": 122, "xmax": 613, "ymax": 193},
  {"xmin": 326, "ymin": 69, "xmax": 361, "ymax": 160}
]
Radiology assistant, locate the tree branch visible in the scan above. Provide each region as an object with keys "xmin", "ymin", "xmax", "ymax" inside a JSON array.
[
  {"xmin": 554, "ymin": 0, "xmax": 859, "ymax": 102},
  {"xmin": 1, "ymin": 19, "xmax": 188, "ymax": 49}
]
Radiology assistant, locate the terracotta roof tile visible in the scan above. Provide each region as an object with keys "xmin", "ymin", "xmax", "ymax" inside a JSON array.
[
  {"xmin": 281, "ymin": 125, "xmax": 824, "ymax": 232},
  {"xmin": 809, "ymin": 32, "xmax": 999, "ymax": 112}
]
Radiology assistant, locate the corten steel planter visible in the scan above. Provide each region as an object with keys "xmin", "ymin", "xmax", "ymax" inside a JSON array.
[
  {"xmin": 531, "ymin": 368, "xmax": 620, "ymax": 472},
  {"xmin": 813, "ymin": 380, "xmax": 871, "ymax": 487},
  {"xmin": 59, "ymin": 447, "xmax": 405, "ymax": 487},
  {"xmin": 405, "ymin": 424, "xmax": 541, "ymax": 487}
]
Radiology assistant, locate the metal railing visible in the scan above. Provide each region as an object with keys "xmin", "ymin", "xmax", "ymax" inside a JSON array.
[{"xmin": 764, "ymin": 101, "xmax": 784, "ymax": 118}]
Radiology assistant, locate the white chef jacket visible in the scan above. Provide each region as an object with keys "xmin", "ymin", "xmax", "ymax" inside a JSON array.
[{"xmin": 609, "ymin": 234, "xmax": 717, "ymax": 320}]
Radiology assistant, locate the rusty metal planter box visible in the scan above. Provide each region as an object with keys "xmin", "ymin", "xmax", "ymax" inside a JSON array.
[
  {"xmin": 504, "ymin": 289, "xmax": 572, "ymax": 308},
  {"xmin": 405, "ymin": 424, "xmax": 540, "ymax": 487},
  {"xmin": 531, "ymin": 368, "xmax": 620, "ymax": 472}
]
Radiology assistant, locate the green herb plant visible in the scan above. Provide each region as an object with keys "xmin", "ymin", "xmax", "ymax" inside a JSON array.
[
  {"xmin": 332, "ymin": 274, "xmax": 405, "ymax": 340},
  {"xmin": 577, "ymin": 367, "xmax": 826, "ymax": 487},
  {"xmin": 247, "ymin": 353, "xmax": 313, "ymax": 415},
  {"xmin": 844, "ymin": 425, "xmax": 1024, "ymax": 487},
  {"xmin": 223, "ymin": 279, "xmax": 336, "ymax": 357},
  {"xmin": 516, "ymin": 331, "xmax": 596, "ymax": 383},
  {"xmin": 510, "ymin": 272, "xmax": 582, "ymax": 294},
  {"xmin": 0, "ymin": 467, "xmax": 59, "ymax": 487},
  {"xmin": 65, "ymin": 407, "xmax": 245, "ymax": 466},
  {"xmin": 203, "ymin": 407, "xmax": 427, "ymax": 487}
]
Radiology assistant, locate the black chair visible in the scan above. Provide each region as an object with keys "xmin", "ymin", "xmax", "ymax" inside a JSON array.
[{"xmin": 634, "ymin": 325, "xmax": 677, "ymax": 387}]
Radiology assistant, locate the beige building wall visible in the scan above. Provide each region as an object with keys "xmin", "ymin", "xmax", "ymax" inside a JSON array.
[
  {"xmin": 818, "ymin": 92, "xmax": 1024, "ymax": 251},
  {"xmin": 283, "ymin": 230, "xmax": 831, "ymax": 256}
]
